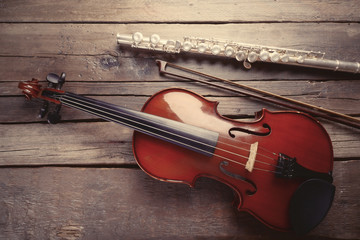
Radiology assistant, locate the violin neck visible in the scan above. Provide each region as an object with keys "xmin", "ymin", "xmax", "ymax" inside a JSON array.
[{"xmin": 42, "ymin": 89, "xmax": 218, "ymax": 157}]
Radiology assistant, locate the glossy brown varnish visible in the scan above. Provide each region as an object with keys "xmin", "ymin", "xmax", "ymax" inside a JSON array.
[{"xmin": 133, "ymin": 88, "xmax": 333, "ymax": 231}]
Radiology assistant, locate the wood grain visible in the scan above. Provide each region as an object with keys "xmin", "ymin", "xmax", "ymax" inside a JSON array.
[
  {"xmin": 1, "ymin": 22, "xmax": 359, "ymax": 84},
  {"xmin": 0, "ymin": 0, "xmax": 359, "ymax": 23},
  {"xmin": 2, "ymin": 55, "xmax": 358, "ymax": 82},
  {"xmin": 0, "ymin": 1, "xmax": 359, "ymax": 239},
  {"xmin": 0, "ymin": 161, "xmax": 358, "ymax": 240},
  {"xmin": 1, "ymin": 23, "xmax": 359, "ymax": 60},
  {"xmin": 0, "ymin": 121, "xmax": 359, "ymax": 166}
]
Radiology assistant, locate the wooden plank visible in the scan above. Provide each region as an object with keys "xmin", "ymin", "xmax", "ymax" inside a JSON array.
[
  {"xmin": 4, "ymin": 79, "xmax": 360, "ymax": 101},
  {"xmin": 0, "ymin": 122, "xmax": 135, "ymax": 166},
  {"xmin": 0, "ymin": 55, "xmax": 359, "ymax": 83},
  {"xmin": 0, "ymin": 121, "xmax": 359, "ymax": 166},
  {"xmin": 0, "ymin": 0, "xmax": 359, "ymax": 23},
  {"xmin": 0, "ymin": 161, "xmax": 358, "ymax": 239},
  {"xmin": 2, "ymin": 55, "xmax": 358, "ymax": 82},
  {"xmin": 0, "ymin": 23, "xmax": 359, "ymax": 61},
  {"xmin": 1, "ymin": 23, "xmax": 359, "ymax": 82},
  {"xmin": 0, "ymin": 55, "xmax": 358, "ymax": 83}
]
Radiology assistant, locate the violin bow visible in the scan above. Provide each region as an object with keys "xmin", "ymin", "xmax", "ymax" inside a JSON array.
[{"xmin": 156, "ymin": 60, "xmax": 360, "ymax": 130}]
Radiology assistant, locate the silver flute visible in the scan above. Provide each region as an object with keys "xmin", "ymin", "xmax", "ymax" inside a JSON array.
[{"xmin": 117, "ymin": 32, "xmax": 360, "ymax": 74}]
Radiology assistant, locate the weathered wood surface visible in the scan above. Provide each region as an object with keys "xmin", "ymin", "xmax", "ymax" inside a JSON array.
[
  {"xmin": 0, "ymin": 0, "xmax": 359, "ymax": 239},
  {"xmin": 0, "ymin": 161, "xmax": 359, "ymax": 240},
  {"xmin": 1, "ymin": 122, "xmax": 359, "ymax": 166},
  {"xmin": 0, "ymin": 0, "xmax": 359, "ymax": 22},
  {"xmin": 1, "ymin": 23, "xmax": 359, "ymax": 60}
]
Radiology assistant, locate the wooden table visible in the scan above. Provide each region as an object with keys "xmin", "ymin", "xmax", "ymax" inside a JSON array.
[{"xmin": 0, "ymin": 1, "xmax": 359, "ymax": 239}]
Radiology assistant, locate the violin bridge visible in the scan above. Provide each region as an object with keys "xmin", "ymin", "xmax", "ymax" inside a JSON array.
[{"xmin": 245, "ymin": 142, "xmax": 258, "ymax": 172}]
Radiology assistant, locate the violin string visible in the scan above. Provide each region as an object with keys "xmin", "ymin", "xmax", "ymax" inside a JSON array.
[
  {"xmin": 58, "ymin": 93, "xmax": 282, "ymax": 171},
  {"xmin": 58, "ymin": 96, "xmax": 256, "ymax": 169},
  {"xmin": 60, "ymin": 98, "xmax": 281, "ymax": 175},
  {"xmin": 215, "ymin": 133, "xmax": 279, "ymax": 160},
  {"xmin": 58, "ymin": 92, "xmax": 280, "ymax": 165},
  {"xmin": 59, "ymin": 93, "xmax": 279, "ymax": 166},
  {"xmin": 219, "ymin": 140, "xmax": 278, "ymax": 162},
  {"xmin": 57, "ymin": 93, "xmax": 279, "ymax": 163},
  {"xmin": 55, "ymin": 93, "xmax": 283, "ymax": 173}
]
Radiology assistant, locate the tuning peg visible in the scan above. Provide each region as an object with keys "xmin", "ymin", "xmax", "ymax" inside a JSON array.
[
  {"xmin": 46, "ymin": 73, "xmax": 59, "ymax": 84},
  {"xmin": 41, "ymin": 72, "xmax": 66, "ymax": 123},
  {"xmin": 57, "ymin": 72, "xmax": 66, "ymax": 90},
  {"xmin": 46, "ymin": 72, "xmax": 66, "ymax": 89}
]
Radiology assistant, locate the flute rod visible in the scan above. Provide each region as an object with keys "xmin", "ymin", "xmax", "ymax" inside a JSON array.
[{"xmin": 156, "ymin": 60, "xmax": 360, "ymax": 130}]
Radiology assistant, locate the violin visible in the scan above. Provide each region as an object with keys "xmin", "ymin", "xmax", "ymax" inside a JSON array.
[{"xmin": 19, "ymin": 73, "xmax": 335, "ymax": 234}]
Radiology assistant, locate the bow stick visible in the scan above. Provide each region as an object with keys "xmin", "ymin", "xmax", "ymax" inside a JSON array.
[{"xmin": 156, "ymin": 60, "xmax": 360, "ymax": 130}]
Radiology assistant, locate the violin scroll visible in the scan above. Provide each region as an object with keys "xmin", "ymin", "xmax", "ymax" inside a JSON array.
[
  {"xmin": 18, "ymin": 72, "xmax": 66, "ymax": 124},
  {"xmin": 18, "ymin": 78, "xmax": 43, "ymax": 100}
]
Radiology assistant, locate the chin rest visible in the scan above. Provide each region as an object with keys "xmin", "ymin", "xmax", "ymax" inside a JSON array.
[{"xmin": 289, "ymin": 179, "xmax": 335, "ymax": 235}]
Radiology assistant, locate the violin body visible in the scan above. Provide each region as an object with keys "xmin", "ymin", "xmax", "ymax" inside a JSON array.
[
  {"xmin": 18, "ymin": 78, "xmax": 335, "ymax": 234},
  {"xmin": 133, "ymin": 88, "xmax": 334, "ymax": 232}
]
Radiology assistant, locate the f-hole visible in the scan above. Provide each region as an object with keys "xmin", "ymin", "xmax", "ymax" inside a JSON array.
[
  {"xmin": 219, "ymin": 161, "xmax": 257, "ymax": 195},
  {"xmin": 229, "ymin": 123, "xmax": 271, "ymax": 138}
]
